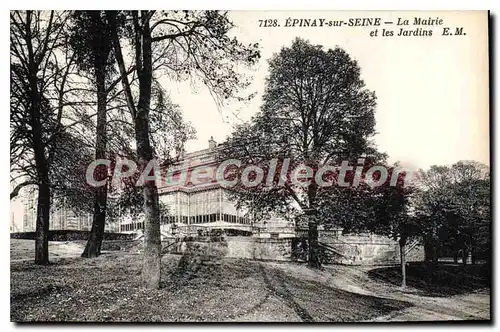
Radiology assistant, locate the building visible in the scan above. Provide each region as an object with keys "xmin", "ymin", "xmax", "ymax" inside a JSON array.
[
  {"xmin": 119, "ymin": 137, "xmax": 295, "ymax": 237},
  {"xmin": 10, "ymin": 185, "xmax": 116, "ymax": 233},
  {"xmin": 10, "ymin": 137, "xmax": 293, "ymax": 237}
]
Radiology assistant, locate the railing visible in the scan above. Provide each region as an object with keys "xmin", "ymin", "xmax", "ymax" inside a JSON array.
[
  {"xmin": 318, "ymin": 241, "xmax": 351, "ymax": 259},
  {"xmin": 161, "ymin": 241, "xmax": 178, "ymax": 255},
  {"xmin": 405, "ymin": 239, "xmax": 420, "ymax": 255}
]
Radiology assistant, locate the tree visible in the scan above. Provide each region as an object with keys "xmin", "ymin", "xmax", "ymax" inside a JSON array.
[
  {"xmin": 327, "ymin": 162, "xmax": 418, "ymax": 288},
  {"xmin": 415, "ymin": 161, "xmax": 490, "ymax": 266},
  {"xmin": 107, "ymin": 10, "xmax": 259, "ymax": 288},
  {"xmin": 10, "ymin": 10, "xmax": 83, "ymax": 264},
  {"xmin": 68, "ymin": 11, "xmax": 116, "ymax": 258},
  {"xmin": 219, "ymin": 38, "xmax": 377, "ymax": 268}
]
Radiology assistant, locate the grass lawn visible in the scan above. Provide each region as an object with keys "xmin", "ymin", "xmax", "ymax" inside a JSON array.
[
  {"xmin": 11, "ymin": 239, "xmax": 490, "ymax": 322},
  {"xmin": 11, "ymin": 240, "xmax": 411, "ymax": 322}
]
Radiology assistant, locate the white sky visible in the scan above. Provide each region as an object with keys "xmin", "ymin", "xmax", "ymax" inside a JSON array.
[{"xmin": 163, "ymin": 10, "xmax": 489, "ymax": 171}]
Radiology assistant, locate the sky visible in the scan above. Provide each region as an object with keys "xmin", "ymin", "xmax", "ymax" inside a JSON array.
[{"xmin": 162, "ymin": 10, "xmax": 489, "ymax": 171}]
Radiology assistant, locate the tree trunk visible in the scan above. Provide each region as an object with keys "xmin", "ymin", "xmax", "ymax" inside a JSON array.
[
  {"xmin": 82, "ymin": 184, "xmax": 107, "ymax": 257},
  {"xmin": 399, "ymin": 235, "xmax": 407, "ymax": 288},
  {"xmin": 32, "ymin": 110, "xmax": 50, "ymax": 265},
  {"xmin": 424, "ymin": 226, "xmax": 439, "ymax": 266},
  {"xmin": 141, "ymin": 179, "xmax": 162, "ymax": 288},
  {"xmin": 136, "ymin": 12, "xmax": 161, "ymax": 289},
  {"xmin": 307, "ymin": 209, "xmax": 320, "ymax": 268},
  {"xmin": 29, "ymin": 50, "xmax": 51, "ymax": 265},
  {"xmin": 82, "ymin": 57, "xmax": 108, "ymax": 258},
  {"xmin": 423, "ymin": 236, "xmax": 433, "ymax": 264},
  {"xmin": 35, "ymin": 179, "xmax": 50, "ymax": 265},
  {"xmin": 431, "ymin": 230, "xmax": 439, "ymax": 265},
  {"xmin": 108, "ymin": 10, "xmax": 162, "ymax": 288}
]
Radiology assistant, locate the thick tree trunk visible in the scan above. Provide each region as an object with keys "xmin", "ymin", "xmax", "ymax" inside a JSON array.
[
  {"xmin": 35, "ymin": 179, "xmax": 50, "ymax": 265},
  {"xmin": 399, "ymin": 235, "xmax": 407, "ymax": 288},
  {"xmin": 306, "ymin": 209, "xmax": 320, "ymax": 268},
  {"xmin": 424, "ymin": 229, "xmax": 439, "ymax": 266},
  {"xmin": 108, "ymin": 10, "xmax": 161, "ymax": 288},
  {"xmin": 141, "ymin": 180, "xmax": 162, "ymax": 288},
  {"xmin": 32, "ymin": 113, "xmax": 50, "ymax": 265},
  {"xmin": 82, "ymin": 60, "xmax": 108, "ymax": 258},
  {"xmin": 136, "ymin": 13, "xmax": 162, "ymax": 289},
  {"xmin": 82, "ymin": 182, "xmax": 107, "ymax": 257},
  {"xmin": 305, "ymin": 168, "xmax": 321, "ymax": 269}
]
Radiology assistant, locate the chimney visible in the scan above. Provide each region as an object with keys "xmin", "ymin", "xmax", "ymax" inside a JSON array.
[{"xmin": 208, "ymin": 136, "xmax": 217, "ymax": 150}]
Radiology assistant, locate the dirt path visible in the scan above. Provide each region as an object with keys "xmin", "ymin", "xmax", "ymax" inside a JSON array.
[
  {"xmin": 263, "ymin": 262, "xmax": 490, "ymax": 321},
  {"xmin": 365, "ymin": 287, "xmax": 490, "ymax": 321}
]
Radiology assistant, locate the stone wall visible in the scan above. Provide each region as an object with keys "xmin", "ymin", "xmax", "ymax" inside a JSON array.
[
  {"xmin": 319, "ymin": 233, "xmax": 425, "ymax": 265},
  {"xmin": 171, "ymin": 237, "xmax": 293, "ymax": 261},
  {"xmin": 227, "ymin": 237, "xmax": 292, "ymax": 261},
  {"xmin": 101, "ymin": 233, "xmax": 425, "ymax": 265}
]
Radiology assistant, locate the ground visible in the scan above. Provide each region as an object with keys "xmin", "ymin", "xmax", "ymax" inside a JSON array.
[{"xmin": 10, "ymin": 239, "xmax": 491, "ymax": 322}]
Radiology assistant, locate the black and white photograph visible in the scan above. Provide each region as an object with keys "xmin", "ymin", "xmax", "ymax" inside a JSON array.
[{"xmin": 9, "ymin": 8, "xmax": 491, "ymax": 323}]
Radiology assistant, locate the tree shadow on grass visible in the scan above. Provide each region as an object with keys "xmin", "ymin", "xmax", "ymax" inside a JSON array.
[
  {"xmin": 258, "ymin": 263, "xmax": 314, "ymax": 322},
  {"xmin": 368, "ymin": 262, "xmax": 491, "ymax": 297},
  {"xmin": 159, "ymin": 249, "xmax": 412, "ymax": 322},
  {"xmin": 161, "ymin": 247, "xmax": 262, "ymax": 290}
]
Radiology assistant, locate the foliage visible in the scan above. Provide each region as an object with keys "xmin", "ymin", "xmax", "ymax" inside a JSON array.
[
  {"xmin": 69, "ymin": 11, "xmax": 116, "ymax": 80},
  {"xmin": 146, "ymin": 10, "xmax": 261, "ymax": 107},
  {"xmin": 330, "ymin": 164, "xmax": 418, "ymax": 241},
  {"xmin": 10, "ymin": 11, "xmax": 96, "ymax": 201},
  {"xmin": 414, "ymin": 161, "xmax": 491, "ymax": 259},
  {"xmin": 219, "ymin": 38, "xmax": 380, "ymax": 223}
]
